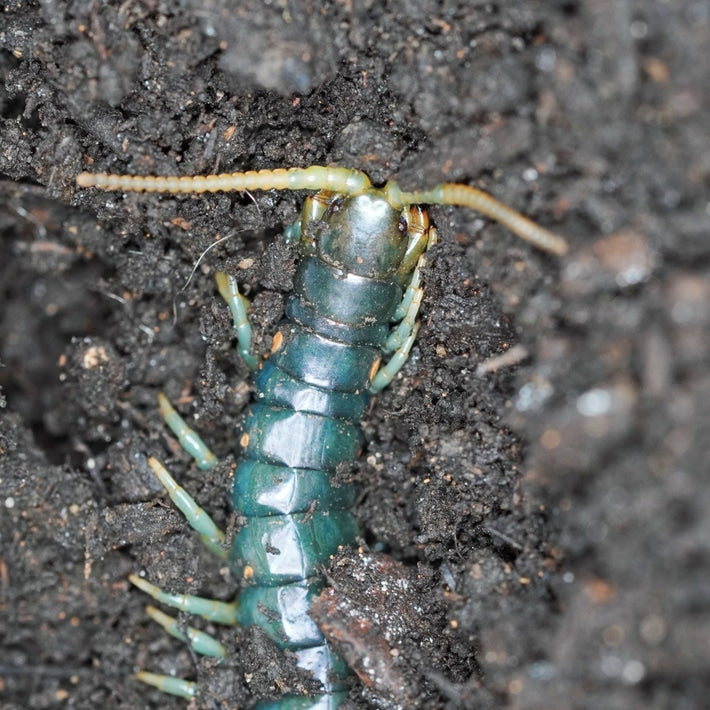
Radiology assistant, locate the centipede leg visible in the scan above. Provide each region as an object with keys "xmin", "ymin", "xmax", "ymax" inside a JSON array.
[
  {"xmin": 144, "ymin": 457, "xmax": 227, "ymax": 559},
  {"xmin": 283, "ymin": 219, "xmax": 301, "ymax": 243},
  {"xmin": 370, "ymin": 252, "xmax": 427, "ymax": 393},
  {"xmin": 384, "ymin": 285, "xmax": 424, "ymax": 355},
  {"xmin": 215, "ymin": 270, "xmax": 259, "ymax": 371},
  {"xmin": 131, "ymin": 600, "xmax": 232, "ymax": 698},
  {"xmin": 370, "ymin": 321, "xmax": 421, "ymax": 394},
  {"xmin": 129, "ymin": 580, "xmax": 237, "ymax": 699},
  {"xmin": 144, "ymin": 604, "xmax": 228, "ymax": 658},
  {"xmin": 130, "ymin": 455, "xmax": 238, "ymax": 699},
  {"xmin": 135, "ymin": 671, "xmax": 197, "ymax": 700},
  {"xmin": 129, "ymin": 574, "xmax": 239, "ymax": 623},
  {"xmin": 158, "ymin": 393, "xmax": 217, "ymax": 471}
]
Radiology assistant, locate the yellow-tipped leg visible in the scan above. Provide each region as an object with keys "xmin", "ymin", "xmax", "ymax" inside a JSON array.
[
  {"xmin": 135, "ymin": 671, "xmax": 197, "ymax": 699},
  {"xmin": 215, "ymin": 271, "xmax": 259, "ymax": 371},
  {"xmin": 129, "ymin": 574, "xmax": 239, "ymax": 625},
  {"xmin": 370, "ymin": 322, "xmax": 421, "ymax": 394},
  {"xmin": 157, "ymin": 393, "xmax": 217, "ymax": 471},
  {"xmin": 384, "ymin": 290, "xmax": 423, "ymax": 354},
  {"xmin": 146, "ymin": 457, "xmax": 227, "ymax": 560},
  {"xmin": 144, "ymin": 605, "xmax": 227, "ymax": 658}
]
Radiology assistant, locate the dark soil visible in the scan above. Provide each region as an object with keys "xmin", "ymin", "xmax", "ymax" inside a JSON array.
[{"xmin": 1, "ymin": 1, "xmax": 708, "ymax": 709}]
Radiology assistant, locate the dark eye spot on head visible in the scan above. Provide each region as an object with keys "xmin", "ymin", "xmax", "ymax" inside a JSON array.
[
  {"xmin": 398, "ymin": 216, "xmax": 407, "ymax": 233},
  {"xmin": 327, "ymin": 197, "xmax": 344, "ymax": 215}
]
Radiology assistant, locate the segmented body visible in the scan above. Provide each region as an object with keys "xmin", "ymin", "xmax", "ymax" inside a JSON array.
[
  {"xmin": 232, "ymin": 190, "xmax": 422, "ymax": 707},
  {"xmin": 76, "ymin": 165, "xmax": 567, "ymax": 708}
]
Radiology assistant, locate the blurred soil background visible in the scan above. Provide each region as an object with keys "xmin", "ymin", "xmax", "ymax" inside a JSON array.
[{"xmin": 1, "ymin": 1, "xmax": 708, "ymax": 708}]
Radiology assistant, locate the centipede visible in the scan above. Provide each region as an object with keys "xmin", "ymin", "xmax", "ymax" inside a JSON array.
[{"xmin": 76, "ymin": 165, "xmax": 568, "ymax": 708}]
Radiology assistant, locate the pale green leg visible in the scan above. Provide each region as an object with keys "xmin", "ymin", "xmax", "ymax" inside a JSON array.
[
  {"xmin": 129, "ymin": 582, "xmax": 235, "ymax": 700},
  {"xmin": 283, "ymin": 219, "xmax": 301, "ymax": 242},
  {"xmin": 136, "ymin": 408, "xmax": 231, "ymax": 696},
  {"xmin": 383, "ymin": 289, "xmax": 423, "ymax": 354},
  {"xmin": 215, "ymin": 270, "xmax": 259, "ymax": 371},
  {"xmin": 145, "ymin": 457, "xmax": 227, "ymax": 560},
  {"xmin": 393, "ymin": 265, "xmax": 422, "ymax": 321},
  {"xmin": 129, "ymin": 574, "xmax": 239, "ymax": 624},
  {"xmin": 370, "ymin": 255, "xmax": 427, "ymax": 393},
  {"xmin": 135, "ymin": 671, "xmax": 196, "ymax": 700},
  {"xmin": 144, "ymin": 605, "xmax": 227, "ymax": 658},
  {"xmin": 370, "ymin": 322, "xmax": 421, "ymax": 394},
  {"xmin": 387, "ymin": 245, "xmax": 429, "ymax": 350},
  {"xmin": 213, "ymin": 225, "xmax": 296, "ymax": 372},
  {"xmin": 158, "ymin": 393, "xmax": 217, "ymax": 471}
]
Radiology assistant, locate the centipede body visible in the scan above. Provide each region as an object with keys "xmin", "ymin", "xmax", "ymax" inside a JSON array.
[{"xmin": 75, "ymin": 165, "xmax": 567, "ymax": 708}]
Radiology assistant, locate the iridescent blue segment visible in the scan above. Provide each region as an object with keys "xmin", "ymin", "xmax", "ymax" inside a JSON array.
[
  {"xmin": 231, "ymin": 510, "xmax": 359, "ymax": 584},
  {"xmin": 233, "ymin": 459, "xmax": 358, "ymax": 517},
  {"xmin": 254, "ymin": 360, "xmax": 369, "ymax": 420},
  {"xmin": 293, "ymin": 255, "xmax": 402, "ymax": 326},
  {"xmin": 270, "ymin": 325, "xmax": 380, "ymax": 393},
  {"xmin": 238, "ymin": 581, "xmax": 326, "ymax": 650},
  {"xmin": 230, "ymin": 193, "xmax": 413, "ymax": 707}
]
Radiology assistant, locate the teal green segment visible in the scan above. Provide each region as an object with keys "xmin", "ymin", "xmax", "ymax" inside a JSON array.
[
  {"xmin": 128, "ymin": 574, "xmax": 239, "ymax": 625},
  {"xmin": 238, "ymin": 580, "xmax": 325, "ymax": 650},
  {"xmin": 272, "ymin": 325, "xmax": 379, "ymax": 393},
  {"xmin": 242, "ymin": 405, "xmax": 363, "ymax": 472},
  {"xmin": 157, "ymin": 393, "xmax": 217, "ymax": 470},
  {"xmin": 254, "ymin": 360, "xmax": 368, "ymax": 422},
  {"xmin": 286, "ymin": 296, "xmax": 389, "ymax": 347},
  {"xmin": 294, "ymin": 256, "xmax": 401, "ymax": 327},
  {"xmin": 229, "ymin": 509, "xmax": 359, "ymax": 585},
  {"xmin": 146, "ymin": 457, "xmax": 227, "ymax": 560},
  {"xmin": 255, "ymin": 691, "xmax": 349, "ymax": 709},
  {"xmin": 233, "ymin": 459, "xmax": 358, "ymax": 517},
  {"xmin": 145, "ymin": 605, "xmax": 227, "ymax": 658},
  {"xmin": 135, "ymin": 671, "xmax": 196, "ymax": 699},
  {"xmin": 215, "ymin": 270, "xmax": 259, "ymax": 371},
  {"xmin": 370, "ymin": 322, "xmax": 421, "ymax": 394}
]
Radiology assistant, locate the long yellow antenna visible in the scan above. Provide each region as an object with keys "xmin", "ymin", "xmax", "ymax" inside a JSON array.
[
  {"xmin": 76, "ymin": 166, "xmax": 372, "ymax": 195},
  {"xmin": 76, "ymin": 165, "xmax": 568, "ymax": 255},
  {"xmin": 388, "ymin": 182, "xmax": 568, "ymax": 256}
]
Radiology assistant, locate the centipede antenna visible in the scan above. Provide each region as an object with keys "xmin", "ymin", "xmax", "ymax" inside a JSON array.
[
  {"xmin": 393, "ymin": 182, "xmax": 568, "ymax": 256},
  {"xmin": 77, "ymin": 166, "xmax": 568, "ymax": 254},
  {"xmin": 76, "ymin": 166, "xmax": 372, "ymax": 195}
]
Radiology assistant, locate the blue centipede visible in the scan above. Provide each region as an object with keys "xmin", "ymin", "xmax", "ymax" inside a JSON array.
[{"xmin": 76, "ymin": 165, "xmax": 567, "ymax": 708}]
